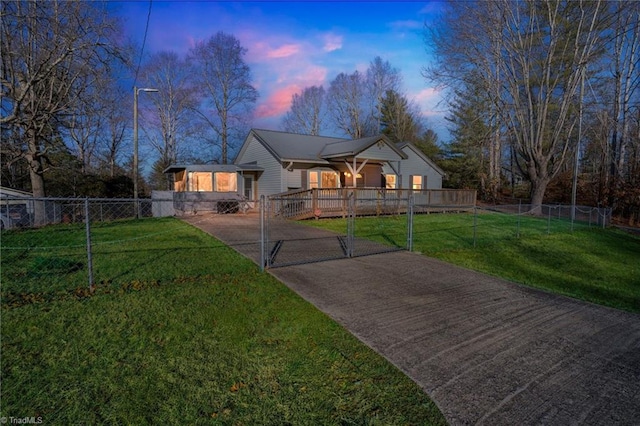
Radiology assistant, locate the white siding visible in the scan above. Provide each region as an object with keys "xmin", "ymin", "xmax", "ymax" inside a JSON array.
[
  {"xmin": 359, "ymin": 143, "xmax": 403, "ymax": 161},
  {"xmin": 235, "ymin": 135, "xmax": 283, "ymax": 198},
  {"xmin": 286, "ymin": 169, "xmax": 302, "ymax": 189},
  {"xmin": 398, "ymin": 146, "xmax": 442, "ymax": 189}
]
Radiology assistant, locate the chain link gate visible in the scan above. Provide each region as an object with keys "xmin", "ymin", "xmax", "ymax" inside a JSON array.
[{"xmin": 261, "ymin": 192, "xmax": 413, "ymax": 269}]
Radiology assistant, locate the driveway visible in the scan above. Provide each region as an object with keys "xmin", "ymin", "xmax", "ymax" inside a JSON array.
[{"xmin": 184, "ymin": 213, "xmax": 640, "ymax": 425}]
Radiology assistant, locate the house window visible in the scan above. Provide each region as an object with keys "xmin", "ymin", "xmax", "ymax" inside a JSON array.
[
  {"xmin": 412, "ymin": 175, "xmax": 423, "ymax": 190},
  {"xmin": 215, "ymin": 172, "xmax": 237, "ymax": 192},
  {"xmin": 385, "ymin": 174, "xmax": 397, "ymax": 189},
  {"xmin": 309, "ymin": 170, "xmax": 339, "ymax": 189},
  {"xmin": 188, "ymin": 172, "xmax": 213, "ymax": 191},
  {"xmin": 309, "ymin": 171, "xmax": 319, "ymax": 189},
  {"xmin": 322, "ymin": 171, "xmax": 338, "ymax": 188}
]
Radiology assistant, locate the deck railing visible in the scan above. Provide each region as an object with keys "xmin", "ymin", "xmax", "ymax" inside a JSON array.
[{"xmin": 268, "ymin": 188, "xmax": 477, "ymax": 219}]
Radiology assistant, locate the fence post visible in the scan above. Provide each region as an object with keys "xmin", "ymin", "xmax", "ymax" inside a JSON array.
[
  {"xmin": 407, "ymin": 194, "xmax": 414, "ymax": 252},
  {"xmin": 517, "ymin": 200, "xmax": 521, "ymax": 238},
  {"xmin": 260, "ymin": 195, "xmax": 266, "ymax": 271},
  {"xmin": 347, "ymin": 192, "xmax": 355, "ymax": 257},
  {"xmin": 85, "ymin": 198, "xmax": 95, "ymax": 290},
  {"xmin": 473, "ymin": 206, "xmax": 477, "ymax": 247},
  {"xmin": 547, "ymin": 205, "xmax": 551, "ymax": 234}
]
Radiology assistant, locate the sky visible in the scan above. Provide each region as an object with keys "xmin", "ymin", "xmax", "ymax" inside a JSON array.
[{"xmin": 111, "ymin": 0, "xmax": 448, "ymax": 141}]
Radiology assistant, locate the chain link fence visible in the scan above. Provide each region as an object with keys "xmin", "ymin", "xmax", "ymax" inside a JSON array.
[
  {"xmin": 1, "ymin": 194, "xmax": 616, "ymax": 300},
  {"xmin": 263, "ymin": 192, "xmax": 414, "ymax": 268}
]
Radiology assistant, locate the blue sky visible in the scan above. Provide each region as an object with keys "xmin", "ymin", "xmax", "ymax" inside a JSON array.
[{"xmin": 111, "ymin": 1, "xmax": 447, "ymax": 140}]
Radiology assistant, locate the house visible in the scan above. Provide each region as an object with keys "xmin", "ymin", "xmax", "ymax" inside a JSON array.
[{"xmin": 162, "ymin": 129, "xmax": 444, "ymax": 203}]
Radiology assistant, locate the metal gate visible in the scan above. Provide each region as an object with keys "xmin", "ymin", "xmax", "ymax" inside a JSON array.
[{"xmin": 261, "ymin": 192, "xmax": 413, "ymax": 269}]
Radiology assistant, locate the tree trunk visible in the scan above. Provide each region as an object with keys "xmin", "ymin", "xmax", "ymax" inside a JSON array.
[
  {"xmin": 27, "ymin": 130, "xmax": 47, "ymax": 225},
  {"xmin": 529, "ymin": 177, "xmax": 550, "ymax": 215}
]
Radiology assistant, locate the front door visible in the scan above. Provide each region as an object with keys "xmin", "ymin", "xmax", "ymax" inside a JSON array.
[{"xmin": 243, "ymin": 176, "xmax": 253, "ymax": 199}]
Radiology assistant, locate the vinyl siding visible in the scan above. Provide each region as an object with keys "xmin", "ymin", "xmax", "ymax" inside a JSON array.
[
  {"xmin": 286, "ymin": 169, "xmax": 302, "ymax": 189},
  {"xmin": 235, "ymin": 135, "xmax": 283, "ymax": 198},
  {"xmin": 397, "ymin": 147, "xmax": 442, "ymax": 189},
  {"xmin": 359, "ymin": 142, "xmax": 404, "ymax": 161}
]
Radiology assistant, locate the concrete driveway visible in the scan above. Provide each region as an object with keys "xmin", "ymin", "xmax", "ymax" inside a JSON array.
[{"xmin": 184, "ymin": 213, "xmax": 640, "ymax": 425}]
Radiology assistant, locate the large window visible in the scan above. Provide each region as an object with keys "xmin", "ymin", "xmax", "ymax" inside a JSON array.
[
  {"xmin": 309, "ymin": 170, "xmax": 339, "ymax": 189},
  {"xmin": 188, "ymin": 172, "xmax": 213, "ymax": 191},
  {"xmin": 215, "ymin": 172, "xmax": 237, "ymax": 192}
]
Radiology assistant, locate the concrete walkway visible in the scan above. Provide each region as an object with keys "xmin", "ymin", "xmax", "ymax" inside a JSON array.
[{"xmin": 184, "ymin": 213, "xmax": 640, "ymax": 425}]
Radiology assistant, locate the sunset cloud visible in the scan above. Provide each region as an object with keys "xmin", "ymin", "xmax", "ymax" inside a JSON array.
[
  {"xmin": 254, "ymin": 84, "xmax": 301, "ymax": 119},
  {"xmin": 267, "ymin": 44, "xmax": 301, "ymax": 59},
  {"xmin": 323, "ymin": 33, "xmax": 343, "ymax": 52}
]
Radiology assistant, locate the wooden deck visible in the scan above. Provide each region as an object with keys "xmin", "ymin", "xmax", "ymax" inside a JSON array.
[{"xmin": 268, "ymin": 188, "xmax": 477, "ymax": 220}]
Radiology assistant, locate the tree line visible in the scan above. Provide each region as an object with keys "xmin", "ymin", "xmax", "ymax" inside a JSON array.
[
  {"xmin": 1, "ymin": 1, "xmax": 258, "ymax": 202},
  {"xmin": 1, "ymin": 0, "xmax": 436, "ymax": 202},
  {"xmin": 425, "ymin": 0, "xmax": 639, "ymax": 225},
  {"xmin": 2, "ymin": 0, "xmax": 638, "ymax": 225}
]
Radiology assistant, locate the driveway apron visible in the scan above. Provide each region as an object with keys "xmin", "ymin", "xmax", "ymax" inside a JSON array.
[{"xmin": 184, "ymin": 213, "xmax": 640, "ymax": 425}]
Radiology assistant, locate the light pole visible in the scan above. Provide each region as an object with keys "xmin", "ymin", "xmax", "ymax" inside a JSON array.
[{"xmin": 133, "ymin": 86, "xmax": 158, "ymax": 218}]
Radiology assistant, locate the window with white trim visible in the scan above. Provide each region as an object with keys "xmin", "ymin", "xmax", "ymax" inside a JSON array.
[
  {"xmin": 385, "ymin": 174, "xmax": 397, "ymax": 189},
  {"xmin": 188, "ymin": 172, "xmax": 213, "ymax": 191},
  {"xmin": 309, "ymin": 170, "xmax": 339, "ymax": 189},
  {"xmin": 412, "ymin": 175, "xmax": 423, "ymax": 190}
]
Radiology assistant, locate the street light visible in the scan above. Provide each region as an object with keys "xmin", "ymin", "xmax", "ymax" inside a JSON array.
[{"xmin": 133, "ymin": 86, "xmax": 158, "ymax": 218}]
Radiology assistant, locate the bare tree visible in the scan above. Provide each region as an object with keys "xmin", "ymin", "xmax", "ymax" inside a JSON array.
[
  {"xmin": 1, "ymin": 1, "xmax": 125, "ymax": 219},
  {"xmin": 100, "ymin": 83, "xmax": 130, "ymax": 178},
  {"xmin": 607, "ymin": 1, "xmax": 640, "ymax": 206},
  {"xmin": 327, "ymin": 71, "xmax": 377, "ymax": 139},
  {"xmin": 281, "ymin": 86, "xmax": 327, "ymax": 135},
  {"xmin": 426, "ymin": 0, "xmax": 610, "ymax": 209},
  {"xmin": 189, "ymin": 32, "xmax": 258, "ymax": 164},
  {"xmin": 139, "ymin": 51, "xmax": 199, "ymax": 187},
  {"xmin": 367, "ymin": 56, "xmax": 402, "ymax": 132}
]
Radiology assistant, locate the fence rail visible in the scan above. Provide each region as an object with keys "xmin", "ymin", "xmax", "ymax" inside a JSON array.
[
  {"xmin": 269, "ymin": 188, "xmax": 477, "ymax": 219},
  {"xmin": 1, "ymin": 195, "xmax": 615, "ymax": 293}
]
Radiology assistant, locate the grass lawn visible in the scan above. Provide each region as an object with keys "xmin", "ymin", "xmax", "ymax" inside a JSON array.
[
  {"xmin": 1, "ymin": 218, "xmax": 446, "ymax": 424},
  {"xmin": 309, "ymin": 211, "xmax": 640, "ymax": 313}
]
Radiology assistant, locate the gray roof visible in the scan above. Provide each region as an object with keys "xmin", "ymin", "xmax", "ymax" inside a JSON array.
[
  {"xmin": 251, "ymin": 129, "xmax": 347, "ymax": 162},
  {"xmin": 320, "ymin": 135, "xmax": 406, "ymax": 159},
  {"xmin": 250, "ymin": 129, "xmax": 406, "ymax": 162}
]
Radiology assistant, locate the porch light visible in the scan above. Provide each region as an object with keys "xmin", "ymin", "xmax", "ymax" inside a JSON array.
[{"xmin": 344, "ymin": 172, "xmax": 362, "ymax": 178}]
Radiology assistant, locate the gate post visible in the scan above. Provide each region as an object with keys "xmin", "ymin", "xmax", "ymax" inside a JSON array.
[
  {"xmin": 260, "ymin": 195, "xmax": 266, "ymax": 271},
  {"xmin": 347, "ymin": 192, "xmax": 355, "ymax": 257},
  {"xmin": 85, "ymin": 198, "xmax": 95, "ymax": 290},
  {"xmin": 407, "ymin": 194, "xmax": 414, "ymax": 252}
]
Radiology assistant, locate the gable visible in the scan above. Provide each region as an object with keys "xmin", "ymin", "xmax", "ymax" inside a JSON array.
[
  {"xmin": 398, "ymin": 143, "xmax": 445, "ymax": 176},
  {"xmin": 359, "ymin": 140, "xmax": 405, "ymax": 162}
]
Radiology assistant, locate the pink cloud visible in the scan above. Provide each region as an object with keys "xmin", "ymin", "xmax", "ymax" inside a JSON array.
[
  {"xmin": 254, "ymin": 85, "xmax": 301, "ymax": 119},
  {"xmin": 323, "ymin": 33, "xmax": 343, "ymax": 52},
  {"xmin": 413, "ymin": 88, "xmax": 444, "ymax": 117},
  {"xmin": 415, "ymin": 88, "xmax": 440, "ymax": 104},
  {"xmin": 267, "ymin": 44, "xmax": 301, "ymax": 59}
]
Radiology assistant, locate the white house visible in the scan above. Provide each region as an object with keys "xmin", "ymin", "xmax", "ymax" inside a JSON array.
[{"xmin": 163, "ymin": 129, "xmax": 444, "ymax": 202}]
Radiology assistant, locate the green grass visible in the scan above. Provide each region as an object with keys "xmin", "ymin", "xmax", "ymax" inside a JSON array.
[
  {"xmin": 1, "ymin": 218, "xmax": 445, "ymax": 425},
  {"xmin": 309, "ymin": 212, "xmax": 640, "ymax": 313}
]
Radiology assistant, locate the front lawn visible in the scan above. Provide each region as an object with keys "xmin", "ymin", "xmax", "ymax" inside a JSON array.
[
  {"xmin": 0, "ymin": 218, "xmax": 445, "ymax": 424},
  {"xmin": 309, "ymin": 212, "xmax": 640, "ymax": 313}
]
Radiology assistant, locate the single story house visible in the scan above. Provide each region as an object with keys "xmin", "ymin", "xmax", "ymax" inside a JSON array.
[{"xmin": 162, "ymin": 129, "xmax": 444, "ymax": 203}]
